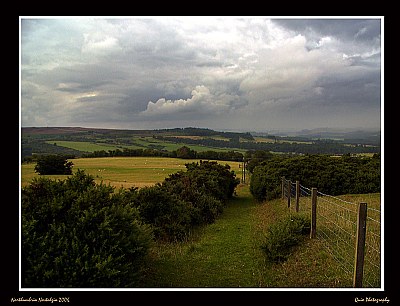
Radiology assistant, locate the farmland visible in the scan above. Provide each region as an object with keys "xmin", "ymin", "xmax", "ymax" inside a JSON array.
[
  {"xmin": 45, "ymin": 137, "xmax": 243, "ymax": 154},
  {"xmin": 21, "ymin": 157, "xmax": 243, "ymax": 188},
  {"xmin": 21, "ymin": 126, "xmax": 380, "ymax": 159},
  {"xmin": 21, "ymin": 127, "xmax": 249, "ymax": 158},
  {"xmin": 20, "ymin": 155, "xmax": 381, "ymax": 288}
]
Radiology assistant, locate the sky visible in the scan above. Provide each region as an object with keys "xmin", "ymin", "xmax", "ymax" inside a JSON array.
[{"xmin": 20, "ymin": 17, "xmax": 382, "ymax": 132}]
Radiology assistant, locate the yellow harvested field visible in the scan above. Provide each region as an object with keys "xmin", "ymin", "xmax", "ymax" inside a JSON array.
[{"xmin": 20, "ymin": 157, "xmax": 243, "ymax": 189}]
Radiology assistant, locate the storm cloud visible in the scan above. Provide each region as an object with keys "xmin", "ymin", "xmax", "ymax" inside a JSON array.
[{"xmin": 20, "ymin": 17, "xmax": 382, "ymax": 132}]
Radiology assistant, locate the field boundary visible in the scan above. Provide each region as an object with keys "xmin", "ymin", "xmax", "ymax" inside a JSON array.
[{"xmin": 281, "ymin": 177, "xmax": 381, "ymax": 288}]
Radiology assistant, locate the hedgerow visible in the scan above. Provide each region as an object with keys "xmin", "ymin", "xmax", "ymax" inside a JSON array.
[{"xmin": 250, "ymin": 154, "xmax": 380, "ymax": 202}]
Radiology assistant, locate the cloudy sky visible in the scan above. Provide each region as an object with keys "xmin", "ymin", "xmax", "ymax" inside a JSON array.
[{"xmin": 20, "ymin": 17, "xmax": 382, "ymax": 132}]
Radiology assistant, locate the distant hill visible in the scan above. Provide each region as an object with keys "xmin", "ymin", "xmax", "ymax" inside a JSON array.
[
  {"xmin": 22, "ymin": 126, "xmax": 254, "ymax": 139},
  {"xmin": 21, "ymin": 127, "xmax": 252, "ymax": 159},
  {"xmin": 252, "ymin": 127, "xmax": 380, "ymax": 147},
  {"xmin": 21, "ymin": 126, "xmax": 380, "ymax": 159}
]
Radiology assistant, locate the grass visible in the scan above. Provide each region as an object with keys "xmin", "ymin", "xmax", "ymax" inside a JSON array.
[
  {"xmin": 139, "ymin": 184, "xmax": 268, "ymax": 288},
  {"xmin": 20, "ymin": 156, "xmax": 381, "ymax": 288},
  {"xmin": 138, "ymin": 184, "xmax": 366, "ymax": 288},
  {"xmin": 285, "ymin": 191, "xmax": 381, "ymax": 288},
  {"xmin": 257, "ymin": 197, "xmax": 354, "ymax": 287},
  {"xmin": 20, "ymin": 157, "xmax": 243, "ymax": 188}
]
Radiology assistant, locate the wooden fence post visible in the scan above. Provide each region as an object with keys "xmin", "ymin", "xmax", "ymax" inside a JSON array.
[
  {"xmin": 353, "ymin": 202, "xmax": 367, "ymax": 288},
  {"xmin": 287, "ymin": 180, "xmax": 291, "ymax": 208},
  {"xmin": 295, "ymin": 181, "xmax": 300, "ymax": 212},
  {"xmin": 310, "ymin": 188, "xmax": 317, "ymax": 239},
  {"xmin": 281, "ymin": 177, "xmax": 285, "ymax": 200},
  {"xmin": 243, "ymin": 161, "xmax": 246, "ymax": 184}
]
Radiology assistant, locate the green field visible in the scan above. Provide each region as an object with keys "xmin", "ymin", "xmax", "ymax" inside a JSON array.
[
  {"xmin": 21, "ymin": 157, "xmax": 243, "ymax": 188},
  {"xmin": 20, "ymin": 156, "xmax": 381, "ymax": 288},
  {"xmin": 46, "ymin": 137, "xmax": 246, "ymax": 154},
  {"xmin": 46, "ymin": 141, "xmax": 143, "ymax": 152}
]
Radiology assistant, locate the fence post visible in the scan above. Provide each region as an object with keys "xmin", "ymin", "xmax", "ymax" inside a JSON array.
[
  {"xmin": 287, "ymin": 180, "xmax": 291, "ymax": 208},
  {"xmin": 243, "ymin": 161, "xmax": 246, "ymax": 184},
  {"xmin": 353, "ymin": 202, "xmax": 368, "ymax": 288},
  {"xmin": 281, "ymin": 177, "xmax": 285, "ymax": 200},
  {"xmin": 295, "ymin": 181, "xmax": 300, "ymax": 213},
  {"xmin": 310, "ymin": 188, "xmax": 317, "ymax": 239}
]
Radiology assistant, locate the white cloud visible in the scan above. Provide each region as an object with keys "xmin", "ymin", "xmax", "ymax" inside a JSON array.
[
  {"xmin": 81, "ymin": 33, "xmax": 120, "ymax": 55},
  {"xmin": 141, "ymin": 85, "xmax": 244, "ymax": 118}
]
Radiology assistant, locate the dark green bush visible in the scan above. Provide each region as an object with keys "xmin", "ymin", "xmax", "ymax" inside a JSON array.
[
  {"xmin": 22, "ymin": 170, "xmax": 153, "ymax": 288},
  {"xmin": 190, "ymin": 193, "xmax": 224, "ymax": 225},
  {"xmin": 262, "ymin": 214, "xmax": 311, "ymax": 263},
  {"xmin": 250, "ymin": 157, "xmax": 287, "ymax": 202},
  {"xmin": 34, "ymin": 154, "xmax": 73, "ymax": 175},
  {"xmin": 133, "ymin": 160, "xmax": 240, "ymax": 241},
  {"xmin": 133, "ymin": 185, "xmax": 192, "ymax": 242},
  {"xmin": 250, "ymin": 154, "xmax": 381, "ymax": 201},
  {"xmin": 180, "ymin": 160, "xmax": 240, "ymax": 202}
]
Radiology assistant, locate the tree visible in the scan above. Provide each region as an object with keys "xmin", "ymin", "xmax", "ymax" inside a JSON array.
[
  {"xmin": 175, "ymin": 146, "xmax": 196, "ymax": 159},
  {"xmin": 245, "ymin": 150, "xmax": 274, "ymax": 173},
  {"xmin": 34, "ymin": 155, "xmax": 73, "ymax": 175}
]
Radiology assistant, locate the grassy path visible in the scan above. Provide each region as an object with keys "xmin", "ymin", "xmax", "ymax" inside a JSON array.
[
  {"xmin": 138, "ymin": 184, "xmax": 356, "ymax": 288},
  {"xmin": 139, "ymin": 184, "xmax": 271, "ymax": 288}
]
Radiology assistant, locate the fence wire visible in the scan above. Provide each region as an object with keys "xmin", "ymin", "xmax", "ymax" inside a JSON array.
[{"xmin": 282, "ymin": 178, "xmax": 381, "ymax": 288}]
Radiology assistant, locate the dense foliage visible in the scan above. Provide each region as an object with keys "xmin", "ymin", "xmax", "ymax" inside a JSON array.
[
  {"xmin": 22, "ymin": 170, "xmax": 153, "ymax": 288},
  {"xmin": 34, "ymin": 155, "xmax": 74, "ymax": 175},
  {"xmin": 244, "ymin": 150, "xmax": 275, "ymax": 173},
  {"xmin": 132, "ymin": 185, "xmax": 193, "ymax": 241},
  {"xmin": 130, "ymin": 161, "xmax": 240, "ymax": 241},
  {"xmin": 250, "ymin": 154, "xmax": 380, "ymax": 202}
]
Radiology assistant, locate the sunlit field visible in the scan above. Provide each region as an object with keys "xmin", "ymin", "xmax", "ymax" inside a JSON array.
[{"xmin": 21, "ymin": 157, "xmax": 243, "ymax": 189}]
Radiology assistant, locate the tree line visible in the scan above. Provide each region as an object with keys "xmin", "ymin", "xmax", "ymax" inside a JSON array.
[
  {"xmin": 250, "ymin": 153, "xmax": 381, "ymax": 202},
  {"xmin": 80, "ymin": 146, "xmax": 245, "ymax": 162},
  {"xmin": 155, "ymin": 135, "xmax": 380, "ymax": 155}
]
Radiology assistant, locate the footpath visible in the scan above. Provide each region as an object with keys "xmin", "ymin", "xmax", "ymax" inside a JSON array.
[{"xmin": 140, "ymin": 184, "xmax": 272, "ymax": 288}]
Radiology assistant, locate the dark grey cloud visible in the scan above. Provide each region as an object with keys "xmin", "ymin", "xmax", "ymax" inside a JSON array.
[{"xmin": 20, "ymin": 17, "xmax": 382, "ymax": 131}]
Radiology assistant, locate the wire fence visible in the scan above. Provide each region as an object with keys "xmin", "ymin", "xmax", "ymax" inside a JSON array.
[{"xmin": 282, "ymin": 178, "xmax": 381, "ymax": 288}]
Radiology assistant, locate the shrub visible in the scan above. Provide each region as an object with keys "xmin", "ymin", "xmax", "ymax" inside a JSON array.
[
  {"xmin": 161, "ymin": 160, "xmax": 239, "ymax": 228},
  {"xmin": 182, "ymin": 160, "xmax": 240, "ymax": 201},
  {"xmin": 133, "ymin": 185, "xmax": 193, "ymax": 242},
  {"xmin": 262, "ymin": 214, "xmax": 311, "ymax": 263},
  {"xmin": 250, "ymin": 157, "xmax": 285, "ymax": 202},
  {"xmin": 22, "ymin": 170, "xmax": 153, "ymax": 288},
  {"xmin": 191, "ymin": 193, "xmax": 224, "ymax": 225}
]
